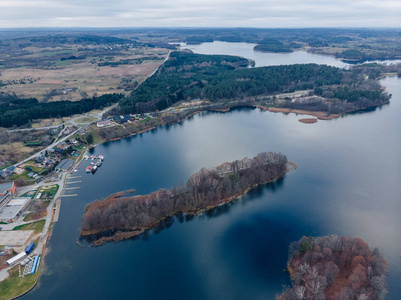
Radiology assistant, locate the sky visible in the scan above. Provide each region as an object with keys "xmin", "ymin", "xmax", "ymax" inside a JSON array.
[{"xmin": 0, "ymin": 0, "xmax": 400, "ymax": 28}]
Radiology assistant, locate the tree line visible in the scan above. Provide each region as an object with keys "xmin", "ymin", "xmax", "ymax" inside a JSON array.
[
  {"xmin": 277, "ymin": 235, "xmax": 388, "ymax": 300},
  {"xmin": 0, "ymin": 93, "xmax": 123, "ymax": 128},
  {"xmin": 81, "ymin": 152, "xmax": 290, "ymax": 244}
]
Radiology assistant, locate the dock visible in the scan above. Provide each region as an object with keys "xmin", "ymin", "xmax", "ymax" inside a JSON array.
[
  {"xmin": 61, "ymin": 194, "xmax": 78, "ymax": 197},
  {"xmin": 65, "ymin": 180, "xmax": 82, "ymax": 184},
  {"xmin": 53, "ymin": 199, "xmax": 61, "ymax": 222}
]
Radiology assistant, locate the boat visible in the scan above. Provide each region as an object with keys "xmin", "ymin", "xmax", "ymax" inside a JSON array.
[
  {"xmin": 84, "ymin": 155, "xmax": 89, "ymax": 160},
  {"xmin": 86, "ymin": 166, "xmax": 92, "ymax": 173},
  {"xmin": 98, "ymin": 155, "xmax": 104, "ymax": 160},
  {"xmin": 91, "ymin": 165, "xmax": 97, "ymax": 173},
  {"xmin": 95, "ymin": 160, "xmax": 102, "ymax": 167}
]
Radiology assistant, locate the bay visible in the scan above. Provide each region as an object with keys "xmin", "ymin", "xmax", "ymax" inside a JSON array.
[{"xmin": 22, "ymin": 43, "xmax": 401, "ymax": 300}]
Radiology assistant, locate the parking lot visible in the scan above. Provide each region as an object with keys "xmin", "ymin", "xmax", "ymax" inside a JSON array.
[{"xmin": 0, "ymin": 230, "xmax": 34, "ymax": 246}]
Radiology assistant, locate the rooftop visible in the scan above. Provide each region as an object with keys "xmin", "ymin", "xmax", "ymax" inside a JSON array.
[
  {"xmin": 0, "ymin": 197, "xmax": 30, "ymax": 222},
  {"xmin": 55, "ymin": 159, "xmax": 74, "ymax": 171},
  {"xmin": 0, "ymin": 182, "xmax": 14, "ymax": 195}
]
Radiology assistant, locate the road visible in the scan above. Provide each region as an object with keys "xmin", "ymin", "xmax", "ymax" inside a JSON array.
[{"xmin": 11, "ymin": 129, "xmax": 78, "ymax": 169}]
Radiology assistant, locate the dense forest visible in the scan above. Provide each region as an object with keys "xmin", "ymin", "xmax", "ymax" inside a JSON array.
[
  {"xmin": 277, "ymin": 235, "xmax": 388, "ymax": 300},
  {"xmin": 253, "ymin": 38, "xmax": 300, "ymax": 53},
  {"xmin": 0, "ymin": 93, "xmax": 123, "ymax": 127},
  {"xmin": 81, "ymin": 152, "xmax": 293, "ymax": 245},
  {"xmin": 120, "ymin": 51, "xmax": 252, "ymax": 113},
  {"xmin": 120, "ymin": 51, "xmax": 390, "ymax": 115}
]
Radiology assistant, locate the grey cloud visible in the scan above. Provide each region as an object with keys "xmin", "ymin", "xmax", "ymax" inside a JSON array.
[{"xmin": 0, "ymin": 0, "xmax": 399, "ymax": 28}]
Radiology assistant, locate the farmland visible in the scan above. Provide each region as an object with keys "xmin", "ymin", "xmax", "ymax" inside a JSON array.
[{"xmin": 0, "ymin": 36, "xmax": 168, "ymax": 102}]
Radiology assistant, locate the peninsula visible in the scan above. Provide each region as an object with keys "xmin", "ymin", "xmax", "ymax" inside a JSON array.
[
  {"xmin": 80, "ymin": 152, "xmax": 296, "ymax": 246},
  {"xmin": 277, "ymin": 235, "xmax": 388, "ymax": 300}
]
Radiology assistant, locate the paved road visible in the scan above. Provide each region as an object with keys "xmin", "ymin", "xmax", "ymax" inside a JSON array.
[{"xmin": 11, "ymin": 130, "xmax": 78, "ymax": 170}]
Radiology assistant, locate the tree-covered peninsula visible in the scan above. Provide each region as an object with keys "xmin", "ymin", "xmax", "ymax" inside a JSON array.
[
  {"xmin": 119, "ymin": 51, "xmax": 391, "ymax": 117},
  {"xmin": 81, "ymin": 152, "xmax": 295, "ymax": 246},
  {"xmin": 278, "ymin": 235, "xmax": 388, "ymax": 300}
]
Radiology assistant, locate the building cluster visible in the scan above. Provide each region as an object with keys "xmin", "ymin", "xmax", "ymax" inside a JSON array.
[{"xmin": 97, "ymin": 112, "xmax": 159, "ymax": 128}]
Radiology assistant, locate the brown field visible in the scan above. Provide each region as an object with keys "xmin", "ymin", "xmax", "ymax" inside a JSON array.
[
  {"xmin": 0, "ymin": 47, "xmax": 168, "ymax": 101},
  {"xmin": 0, "ymin": 142, "xmax": 37, "ymax": 163},
  {"xmin": 96, "ymin": 62, "xmax": 160, "ymax": 77}
]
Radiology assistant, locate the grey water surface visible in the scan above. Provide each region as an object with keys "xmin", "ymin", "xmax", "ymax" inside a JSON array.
[{"xmin": 22, "ymin": 43, "xmax": 401, "ymax": 300}]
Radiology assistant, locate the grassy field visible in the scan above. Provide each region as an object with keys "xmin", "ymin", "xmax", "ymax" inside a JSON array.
[
  {"xmin": 74, "ymin": 116, "xmax": 98, "ymax": 124},
  {"xmin": 0, "ymin": 263, "xmax": 40, "ymax": 300},
  {"xmin": 13, "ymin": 220, "xmax": 45, "ymax": 234},
  {"xmin": 38, "ymin": 184, "xmax": 59, "ymax": 199}
]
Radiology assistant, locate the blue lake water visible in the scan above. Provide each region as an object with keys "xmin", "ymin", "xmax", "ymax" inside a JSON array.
[{"xmin": 22, "ymin": 43, "xmax": 401, "ymax": 299}]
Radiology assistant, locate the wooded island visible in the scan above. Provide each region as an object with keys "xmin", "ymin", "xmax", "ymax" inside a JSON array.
[
  {"xmin": 278, "ymin": 235, "xmax": 388, "ymax": 300},
  {"xmin": 80, "ymin": 152, "xmax": 295, "ymax": 246}
]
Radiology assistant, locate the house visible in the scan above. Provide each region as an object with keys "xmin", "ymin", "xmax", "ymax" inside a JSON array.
[
  {"xmin": 54, "ymin": 141, "xmax": 68, "ymax": 152},
  {"xmin": 36, "ymin": 155, "xmax": 45, "ymax": 163},
  {"xmin": 46, "ymin": 159, "xmax": 55, "ymax": 166},
  {"xmin": 6, "ymin": 166, "xmax": 16, "ymax": 175}
]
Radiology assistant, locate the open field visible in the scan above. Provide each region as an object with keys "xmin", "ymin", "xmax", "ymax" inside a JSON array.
[
  {"xmin": 74, "ymin": 117, "xmax": 98, "ymax": 124},
  {"xmin": 0, "ymin": 260, "xmax": 40, "ymax": 300},
  {"xmin": 0, "ymin": 45, "xmax": 168, "ymax": 102},
  {"xmin": 0, "ymin": 143, "xmax": 38, "ymax": 165},
  {"xmin": 13, "ymin": 220, "xmax": 45, "ymax": 235}
]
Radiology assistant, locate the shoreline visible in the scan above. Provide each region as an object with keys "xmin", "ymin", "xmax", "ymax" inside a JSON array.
[
  {"xmin": 268, "ymin": 107, "xmax": 340, "ymax": 120},
  {"xmin": 80, "ymin": 161, "xmax": 298, "ymax": 246}
]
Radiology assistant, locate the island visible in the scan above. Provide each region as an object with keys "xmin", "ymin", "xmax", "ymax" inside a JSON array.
[
  {"xmin": 80, "ymin": 152, "xmax": 296, "ymax": 246},
  {"xmin": 277, "ymin": 235, "xmax": 388, "ymax": 300}
]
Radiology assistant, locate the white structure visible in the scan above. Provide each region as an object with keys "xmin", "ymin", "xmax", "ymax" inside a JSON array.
[{"xmin": 6, "ymin": 251, "xmax": 27, "ymax": 266}]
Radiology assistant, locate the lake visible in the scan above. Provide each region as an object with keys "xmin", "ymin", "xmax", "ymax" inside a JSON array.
[{"xmin": 22, "ymin": 42, "xmax": 401, "ymax": 300}]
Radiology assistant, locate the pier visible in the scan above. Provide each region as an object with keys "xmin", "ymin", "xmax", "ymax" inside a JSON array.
[
  {"xmin": 53, "ymin": 199, "xmax": 61, "ymax": 222},
  {"xmin": 66, "ymin": 180, "xmax": 82, "ymax": 184}
]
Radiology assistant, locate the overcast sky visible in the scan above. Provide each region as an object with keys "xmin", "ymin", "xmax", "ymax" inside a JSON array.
[{"xmin": 0, "ymin": 0, "xmax": 400, "ymax": 28}]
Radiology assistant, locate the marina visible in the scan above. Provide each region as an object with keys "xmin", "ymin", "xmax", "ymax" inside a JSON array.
[{"xmin": 84, "ymin": 155, "xmax": 104, "ymax": 174}]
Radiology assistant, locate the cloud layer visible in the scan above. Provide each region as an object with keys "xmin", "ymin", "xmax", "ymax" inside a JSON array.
[{"xmin": 0, "ymin": 0, "xmax": 400, "ymax": 28}]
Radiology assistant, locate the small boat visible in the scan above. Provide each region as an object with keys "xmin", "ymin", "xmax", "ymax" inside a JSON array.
[
  {"xmin": 95, "ymin": 160, "xmax": 102, "ymax": 167},
  {"xmin": 91, "ymin": 165, "xmax": 97, "ymax": 173},
  {"xmin": 86, "ymin": 166, "xmax": 92, "ymax": 173},
  {"xmin": 91, "ymin": 162, "xmax": 94, "ymax": 165},
  {"xmin": 90, "ymin": 155, "xmax": 96, "ymax": 160},
  {"xmin": 98, "ymin": 155, "xmax": 104, "ymax": 160},
  {"xmin": 84, "ymin": 155, "xmax": 89, "ymax": 160}
]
